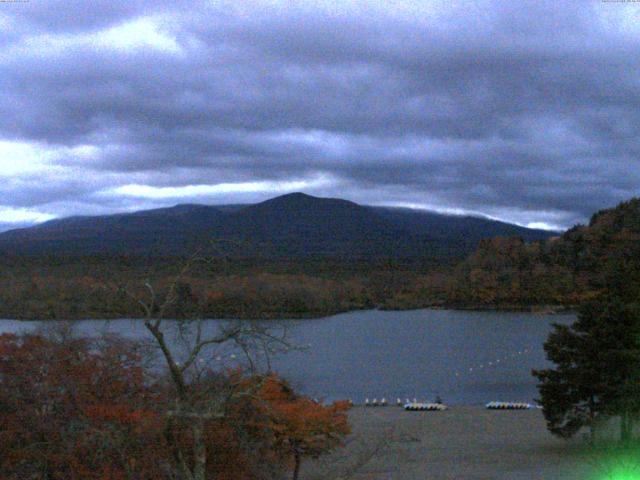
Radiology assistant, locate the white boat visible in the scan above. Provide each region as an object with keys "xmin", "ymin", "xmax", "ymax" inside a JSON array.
[{"xmin": 404, "ymin": 402, "xmax": 447, "ymax": 411}]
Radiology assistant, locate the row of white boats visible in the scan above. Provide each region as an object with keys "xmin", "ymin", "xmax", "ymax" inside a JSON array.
[
  {"xmin": 363, "ymin": 398, "xmax": 445, "ymax": 406},
  {"xmin": 359, "ymin": 398, "xmax": 534, "ymax": 410}
]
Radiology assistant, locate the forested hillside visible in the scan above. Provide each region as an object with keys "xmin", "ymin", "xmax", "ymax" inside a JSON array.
[
  {"xmin": 429, "ymin": 198, "xmax": 640, "ymax": 309},
  {"xmin": 1, "ymin": 196, "xmax": 637, "ymax": 319}
]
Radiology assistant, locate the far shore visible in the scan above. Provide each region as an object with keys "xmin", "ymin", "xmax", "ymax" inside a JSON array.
[
  {"xmin": 378, "ymin": 303, "xmax": 575, "ymax": 315},
  {"xmin": 1, "ymin": 304, "xmax": 576, "ymax": 322}
]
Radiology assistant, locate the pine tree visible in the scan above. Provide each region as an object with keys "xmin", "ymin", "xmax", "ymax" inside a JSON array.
[{"xmin": 533, "ymin": 296, "xmax": 640, "ymax": 442}]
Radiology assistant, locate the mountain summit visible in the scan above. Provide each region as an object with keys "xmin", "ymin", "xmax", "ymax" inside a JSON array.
[{"xmin": 0, "ymin": 193, "xmax": 556, "ymax": 259}]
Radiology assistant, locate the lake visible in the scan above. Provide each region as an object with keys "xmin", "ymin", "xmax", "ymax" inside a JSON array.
[{"xmin": 0, "ymin": 309, "xmax": 575, "ymax": 405}]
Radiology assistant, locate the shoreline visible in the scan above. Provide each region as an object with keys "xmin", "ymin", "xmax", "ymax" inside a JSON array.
[
  {"xmin": 0, "ymin": 304, "xmax": 576, "ymax": 322},
  {"xmin": 378, "ymin": 303, "xmax": 575, "ymax": 315}
]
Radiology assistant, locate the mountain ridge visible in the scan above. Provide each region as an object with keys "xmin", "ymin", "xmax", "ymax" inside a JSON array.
[{"xmin": 0, "ymin": 192, "xmax": 557, "ymax": 259}]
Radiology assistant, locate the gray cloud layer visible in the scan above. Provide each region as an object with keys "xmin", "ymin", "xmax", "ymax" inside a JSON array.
[{"xmin": 1, "ymin": 0, "xmax": 640, "ymax": 230}]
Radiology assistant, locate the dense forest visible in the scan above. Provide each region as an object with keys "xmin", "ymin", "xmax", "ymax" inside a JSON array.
[
  {"xmin": 0, "ymin": 198, "xmax": 638, "ymax": 319},
  {"xmin": 443, "ymin": 197, "xmax": 640, "ymax": 309}
]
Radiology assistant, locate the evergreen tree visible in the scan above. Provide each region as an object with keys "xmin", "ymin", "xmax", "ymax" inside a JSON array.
[{"xmin": 533, "ymin": 296, "xmax": 640, "ymax": 441}]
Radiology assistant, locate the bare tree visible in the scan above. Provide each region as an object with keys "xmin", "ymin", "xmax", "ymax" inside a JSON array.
[{"xmin": 120, "ymin": 252, "xmax": 293, "ymax": 480}]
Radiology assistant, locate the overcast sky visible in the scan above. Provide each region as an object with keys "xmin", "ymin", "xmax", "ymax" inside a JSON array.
[{"xmin": 1, "ymin": 0, "xmax": 639, "ymax": 232}]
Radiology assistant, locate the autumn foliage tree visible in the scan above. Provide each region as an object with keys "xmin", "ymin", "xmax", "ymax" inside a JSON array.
[
  {"xmin": 0, "ymin": 331, "xmax": 166, "ymax": 480},
  {"xmin": 0, "ymin": 330, "xmax": 352, "ymax": 480},
  {"xmin": 257, "ymin": 375, "xmax": 351, "ymax": 480}
]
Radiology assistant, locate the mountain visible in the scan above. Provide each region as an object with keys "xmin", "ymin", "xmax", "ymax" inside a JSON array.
[
  {"xmin": 0, "ymin": 204, "xmax": 226, "ymax": 256},
  {"xmin": 371, "ymin": 206, "xmax": 554, "ymax": 253},
  {"xmin": 0, "ymin": 192, "xmax": 557, "ymax": 259}
]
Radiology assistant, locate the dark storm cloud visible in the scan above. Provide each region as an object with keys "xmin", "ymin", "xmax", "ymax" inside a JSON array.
[{"xmin": 1, "ymin": 0, "xmax": 639, "ymax": 230}]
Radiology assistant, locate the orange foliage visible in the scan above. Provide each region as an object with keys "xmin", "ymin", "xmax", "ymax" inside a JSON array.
[
  {"xmin": 0, "ymin": 334, "xmax": 351, "ymax": 480},
  {"xmin": 256, "ymin": 375, "xmax": 351, "ymax": 478},
  {"xmin": 0, "ymin": 332, "xmax": 167, "ymax": 480}
]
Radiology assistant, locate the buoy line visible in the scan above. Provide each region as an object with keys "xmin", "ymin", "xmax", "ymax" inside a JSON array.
[
  {"xmin": 454, "ymin": 346, "xmax": 535, "ymax": 378},
  {"xmin": 364, "ymin": 398, "xmax": 389, "ymax": 407}
]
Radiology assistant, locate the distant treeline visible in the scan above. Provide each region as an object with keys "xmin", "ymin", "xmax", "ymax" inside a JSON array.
[
  {"xmin": 0, "ymin": 256, "xmax": 440, "ymax": 319},
  {"xmin": 1, "ymin": 198, "xmax": 639, "ymax": 320}
]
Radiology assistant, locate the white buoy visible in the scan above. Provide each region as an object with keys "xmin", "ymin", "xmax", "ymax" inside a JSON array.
[{"xmin": 486, "ymin": 401, "xmax": 532, "ymax": 410}]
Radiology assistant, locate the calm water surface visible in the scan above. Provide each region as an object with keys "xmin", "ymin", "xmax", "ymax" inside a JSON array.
[{"xmin": 0, "ymin": 309, "xmax": 575, "ymax": 405}]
